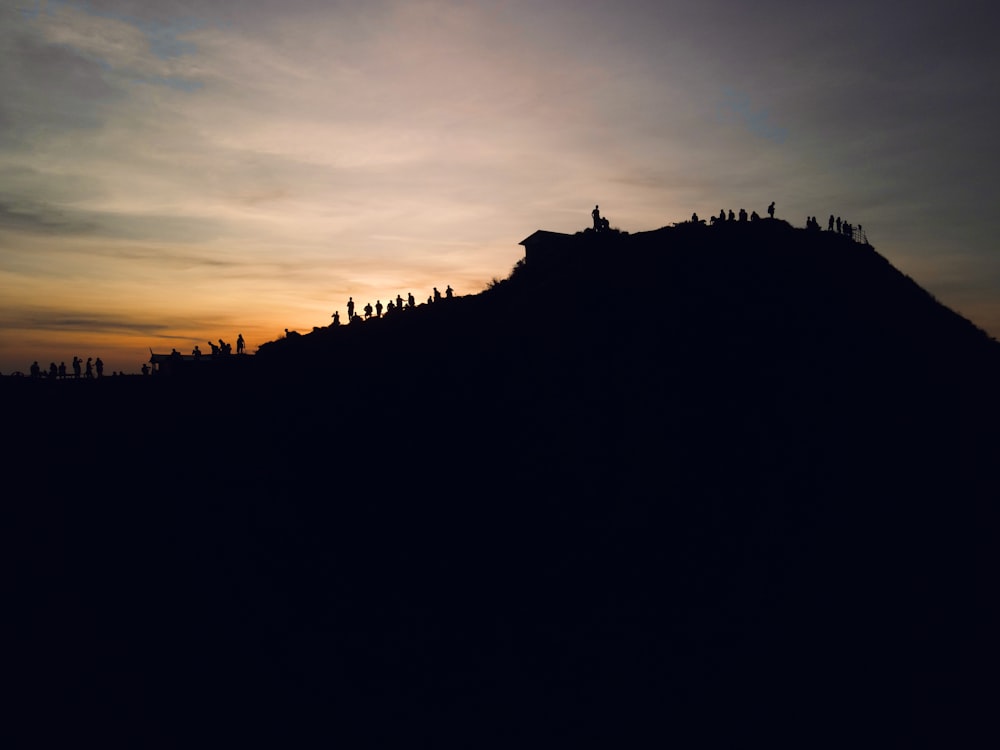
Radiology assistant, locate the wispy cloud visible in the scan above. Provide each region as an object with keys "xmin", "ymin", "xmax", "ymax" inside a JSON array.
[
  {"xmin": 0, "ymin": 198, "xmax": 225, "ymax": 242},
  {"xmin": 1, "ymin": 308, "xmax": 174, "ymax": 336}
]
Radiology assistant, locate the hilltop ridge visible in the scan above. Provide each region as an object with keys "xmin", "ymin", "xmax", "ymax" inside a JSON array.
[
  {"xmin": 8, "ymin": 218, "xmax": 999, "ymax": 745},
  {"xmin": 255, "ymin": 217, "xmax": 998, "ymax": 386}
]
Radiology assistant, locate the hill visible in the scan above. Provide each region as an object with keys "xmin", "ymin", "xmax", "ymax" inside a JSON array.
[{"xmin": 7, "ymin": 219, "xmax": 999, "ymax": 745}]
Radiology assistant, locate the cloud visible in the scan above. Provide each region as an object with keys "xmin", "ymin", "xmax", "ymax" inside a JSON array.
[
  {"xmin": 0, "ymin": 196, "xmax": 225, "ymax": 242},
  {"xmin": 0, "ymin": 200, "xmax": 99, "ymax": 236},
  {"xmin": 28, "ymin": 1, "xmax": 203, "ymax": 87},
  {"xmin": 1, "ymin": 308, "xmax": 175, "ymax": 337}
]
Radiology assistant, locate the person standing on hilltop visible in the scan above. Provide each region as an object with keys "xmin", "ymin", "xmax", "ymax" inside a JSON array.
[
  {"xmin": 72, "ymin": 356, "xmax": 81, "ymax": 379},
  {"xmin": 592, "ymin": 204, "xmax": 601, "ymax": 230},
  {"xmin": 237, "ymin": 334, "xmax": 245, "ymax": 354},
  {"xmin": 768, "ymin": 201, "xmax": 775, "ymax": 219},
  {"xmin": 95, "ymin": 357, "xmax": 104, "ymax": 378},
  {"xmin": 347, "ymin": 297, "xmax": 355, "ymax": 321}
]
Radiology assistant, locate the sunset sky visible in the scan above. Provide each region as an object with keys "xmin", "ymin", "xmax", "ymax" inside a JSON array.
[{"xmin": 2, "ymin": 0, "xmax": 998, "ymax": 374}]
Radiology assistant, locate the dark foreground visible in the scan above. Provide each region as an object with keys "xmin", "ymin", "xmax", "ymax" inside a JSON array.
[{"xmin": 7, "ymin": 222, "xmax": 999, "ymax": 746}]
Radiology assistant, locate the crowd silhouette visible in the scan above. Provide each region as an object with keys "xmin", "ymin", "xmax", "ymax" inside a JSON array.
[
  {"xmin": 25, "ymin": 355, "xmax": 107, "ymax": 379},
  {"xmin": 691, "ymin": 201, "xmax": 869, "ymax": 244},
  {"xmin": 198, "ymin": 334, "xmax": 251, "ymax": 357},
  {"xmin": 328, "ymin": 284, "xmax": 458, "ymax": 328},
  {"xmin": 9, "ymin": 335, "xmax": 259, "ymax": 378}
]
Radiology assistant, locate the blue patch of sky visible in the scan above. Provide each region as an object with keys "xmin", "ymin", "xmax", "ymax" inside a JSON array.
[
  {"xmin": 31, "ymin": 1, "xmax": 206, "ymax": 91},
  {"xmin": 44, "ymin": 1, "xmax": 206, "ymax": 58},
  {"xmin": 17, "ymin": 1, "xmax": 43, "ymax": 20},
  {"xmin": 718, "ymin": 88, "xmax": 788, "ymax": 144}
]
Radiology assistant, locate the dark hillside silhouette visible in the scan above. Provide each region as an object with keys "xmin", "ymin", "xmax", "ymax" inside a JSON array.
[{"xmin": 6, "ymin": 219, "xmax": 999, "ymax": 746}]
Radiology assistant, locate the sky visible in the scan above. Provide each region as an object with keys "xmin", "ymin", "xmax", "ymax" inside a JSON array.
[{"xmin": 2, "ymin": 0, "xmax": 998, "ymax": 374}]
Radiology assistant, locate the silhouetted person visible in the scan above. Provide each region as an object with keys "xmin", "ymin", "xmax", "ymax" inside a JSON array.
[
  {"xmin": 95, "ymin": 357, "xmax": 104, "ymax": 378},
  {"xmin": 48, "ymin": 362, "xmax": 57, "ymax": 379},
  {"xmin": 836, "ymin": 216, "xmax": 842, "ymax": 233},
  {"xmin": 332, "ymin": 311, "xmax": 341, "ymax": 326},
  {"xmin": 767, "ymin": 201, "xmax": 775, "ymax": 219},
  {"xmin": 828, "ymin": 215, "xmax": 835, "ymax": 231},
  {"xmin": 691, "ymin": 212, "xmax": 700, "ymax": 223},
  {"xmin": 446, "ymin": 285, "xmax": 453, "ymax": 299},
  {"xmin": 387, "ymin": 301, "xmax": 395, "ymax": 314},
  {"xmin": 592, "ymin": 204, "xmax": 601, "ymax": 230},
  {"xmin": 719, "ymin": 209, "xmax": 726, "ymax": 222},
  {"xmin": 434, "ymin": 287, "xmax": 442, "ymax": 302},
  {"xmin": 364, "ymin": 302, "xmax": 373, "ymax": 319},
  {"xmin": 30, "ymin": 361, "xmax": 40, "ymax": 378},
  {"xmin": 58, "ymin": 362, "xmax": 66, "ymax": 379},
  {"xmin": 85, "ymin": 358, "xmax": 94, "ymax": 379},
  {"xmin": 237, "ymin": 334, "xmax": 245, "ymax": 354},
  {"xmin": 738, "ymin": 208, "xmax": 748, "ymax": 222},
  {"xmin": 408, "ymin": 292, "xmax": 415, "ymax": 309},
  {"xmin": 193, "ymin": 345, "xmax": 202, "ymax": 357},
  {"xmin": 375, "ymin": 300, "xmax": 383, "ymax": 318},
  {"xmin": 751, "ymin": 210, "xmax": 760, "ymax": 221},
  {"xmin": 727, "ymin": 209, "xmax": 735, "ymax": 221},
  {"xmin": 396, "ymin": 294, "xmax": 403, "ymax": 311},
  {"xmin": 72, "ymin": 356, "xmax": 81, "ymax": 379},
  {"xmin": 347, "ymin": 297, "xmax": 355, "ymax": 320},
  {"xmin": 141, "ymin": 363, "xmax": 149, "ymax": 376},
  {"xmin": 208, "ymin": 341, "xmax": 219, "ymax": 355}
]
